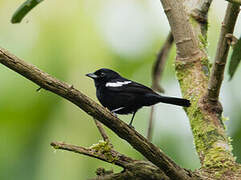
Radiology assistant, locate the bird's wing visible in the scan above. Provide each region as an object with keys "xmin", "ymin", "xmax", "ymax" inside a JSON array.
[{"xmin": 106, "ymin": 80, "xmax": 155, "ymax": 95}]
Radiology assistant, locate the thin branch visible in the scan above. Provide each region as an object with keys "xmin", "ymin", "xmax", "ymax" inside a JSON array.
[
  {"xmin": 50, "ymin": 141, "xmax": 133, "ymax": 168},
  {"xmin": 89, "ymin": 161, "xmax": 171, "ymax": 180},
  {"xmin": 147, "ymin": 32, "xmax": 174, "ymax": 142},
  {"xmin": 226, "ymin": 0, "xmax": 241, "ymax": 5},
  {"xmin": 51, "ymin": 142, "xmax": 173, "ymax": 180},
  {"xmin": 207, "ymin": 3, "xmax": 240, "ymax": 103},
  {"xmin": 94, "ymin": 119, "xmax": 111, "ymax": 143},
  {"xmin": 11, "ymin": 0, "xmax": 44, "ymax": 23},
  {"xmin": 0, "ymin": 47, "xmax": 193, "ymax": 180},
  {"xmin": 152, "ymin": 32, "xmax": 174, "ymax": 93},
  {"xmin": 147, "ymin": 106, "xmax": 155, "ymax": 141}
]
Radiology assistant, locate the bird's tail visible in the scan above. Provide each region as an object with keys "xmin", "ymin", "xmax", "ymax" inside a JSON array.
[{"xmin": 158, "ymin": 96, "xmax": 191, "ymax": 107}]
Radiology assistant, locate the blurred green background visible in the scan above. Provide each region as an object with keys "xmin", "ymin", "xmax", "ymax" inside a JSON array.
[{"xmin": 0, "ymin": 0, "xmax": 241, "ymax": 179}]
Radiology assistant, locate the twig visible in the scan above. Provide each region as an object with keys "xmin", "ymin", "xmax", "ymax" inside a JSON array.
[
  {"xmin": 0, "ymin": 47, "xmax": 192, "ymax": 180},
  {"xmin": 152, "ymin": 32, "xmax": 174, "ymax": 93},
  {"xmin": 50, "ymin": 141, "xmax": 133, "ymax": 168},
  {"xmin": 89, "ymin": 162, "xmax": 171, "ymax": 180},
  {"xmin": 148, "ymin": 32, "xmax": 173, "ymax": 142},
  {"xmin": 94, "ymin": 119, "xmax": 111, "ymax": 143},
  {"xmin": 147, "ymin": 106, "xmax": 155, "ymax": 141},
  {"xmin": 90, "ymin": 162, "xmax": 171, "ymax": 180},
  {"xmin": 207, "ymin": 3, "xmax": 240, "ymax": 103},
  {"xmin": 51, "ymin": 142, "xmax": 172, "ymax": 179},
  {"xmin": 11, "ymin": 0, "xmax": 44, "ymax": 23}
]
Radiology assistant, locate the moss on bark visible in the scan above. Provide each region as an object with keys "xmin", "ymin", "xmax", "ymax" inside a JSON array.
[{"xmin": 175, "ymin": 54, "xmax": 235, "ymax": 170}]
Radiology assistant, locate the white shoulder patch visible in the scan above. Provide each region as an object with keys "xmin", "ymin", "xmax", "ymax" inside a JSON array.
[
  {"xmin": 106, "ymin": 81, "xmax": 131, "ymax": 87},
  {"xmin": 111, "ymin": 107, "xmax": 124, "ymax": 112}
]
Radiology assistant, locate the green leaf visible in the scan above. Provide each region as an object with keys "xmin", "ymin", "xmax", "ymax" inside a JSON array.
[
  {"xmin": 11, "ymin": 0, "xmax": 44, "ymax": 24},
  {"xmin": 228, "ymin": 36, "xmax": 241, "ymax": 80}
]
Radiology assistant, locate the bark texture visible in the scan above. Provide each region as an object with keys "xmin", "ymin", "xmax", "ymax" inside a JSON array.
[
  {"xmin": 1, "ymin": 0, "xmax": 241, "ymax": 179},
  {"xmin": 0, "ymin": 47, "xmax": 195, "ymax": 180}
]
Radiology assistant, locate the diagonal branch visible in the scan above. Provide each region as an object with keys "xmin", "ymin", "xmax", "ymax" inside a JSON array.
[
  {"xmin": 94, "ymin": 119, "xmax": 111, "ymax": 143},
  {"xmin": 206, "ymin": 3, "xmax": 240, "ymax": 103},
  {"xmin": 51, "ymin": 141, "xmax": 133, "ymax": 168},
  {"xmin": 0, "ymin": 47, "xmax": 193, "ymax": 180}
]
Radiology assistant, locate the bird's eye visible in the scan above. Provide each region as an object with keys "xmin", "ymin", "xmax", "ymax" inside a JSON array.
[{"xmin": 100, "ymin": 72, "xmax": 105, "ymax": 77}]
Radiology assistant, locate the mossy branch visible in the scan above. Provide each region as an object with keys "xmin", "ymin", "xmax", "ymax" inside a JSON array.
[
  {"xmin": 51, "ymin": 141, "xmax": 133, "ymax": 168},
  {"xmin": 51, "ymin": 141, "xmax": 174, "ymax": 180},
  {"xmin": 160, "ymin": 0, "xmax": 237, "ymax": 171}
]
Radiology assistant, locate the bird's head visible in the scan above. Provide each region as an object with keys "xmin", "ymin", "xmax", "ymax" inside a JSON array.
[{"xmin": 86, "ymin": 68, "xmax": 121, "ymax": 85}]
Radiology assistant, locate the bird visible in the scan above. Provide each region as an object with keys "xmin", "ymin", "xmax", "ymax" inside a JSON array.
[{"xmin": 86, "ymin": 68, "xmax": 190, "ymax": 127}]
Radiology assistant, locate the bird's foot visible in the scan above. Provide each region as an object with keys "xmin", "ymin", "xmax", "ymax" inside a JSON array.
[
  {"xmin": 128, "ymin": 124, "xmax": 135, "ymax": 129},
  {"xmin": 110, "ymin": 111, "xmax": 118, "ymax": 117}
]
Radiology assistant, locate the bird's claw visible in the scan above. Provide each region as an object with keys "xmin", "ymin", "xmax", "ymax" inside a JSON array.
[
  {"xmin": 128, "ymin": 124, "xmax": 135, "ymax": 129},
  {"xmin": 110, "ymin": 111, "xmax": 118, "ymax": 117}
]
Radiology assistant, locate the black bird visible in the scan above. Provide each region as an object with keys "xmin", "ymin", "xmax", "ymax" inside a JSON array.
[{"xmin": 86, "ymin": 68, "xmax": 190, "ymax": 127}]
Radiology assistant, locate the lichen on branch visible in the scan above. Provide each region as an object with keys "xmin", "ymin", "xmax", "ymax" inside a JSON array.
[{"xmin": 160, "ymin": 0, "xmax": 237, "ymax": 172}]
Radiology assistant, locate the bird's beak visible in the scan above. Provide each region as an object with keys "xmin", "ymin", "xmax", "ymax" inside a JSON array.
[{"xmin": 86, "ymin": 73, "xmax": 98, "ymax": 79}]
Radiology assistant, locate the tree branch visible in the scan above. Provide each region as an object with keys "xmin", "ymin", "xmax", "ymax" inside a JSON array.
[
  {"xmin": 160, "ymin": 0, "xmax": 201, "ymax": 59},
  {"xmin": 188, "ymin": 0, "xmax": 212, "ymax": 37},
  {"xmin": 147, "ymin": 106, "xmax": 155, "ymax": 141},
  {"xmin": 207, "ymin": 3, "xmax": 240, "ymax": 103},
  {"xmin": 51, "ymin": 141, "xmax": 133, "ymax": 168},
  {"xmin": 51, "ymin": 141, "xmax": 174, "ymax": 180},
  {"xmin": 160, "ymin": 0, "xmax": 237, "ymax": 170},
  {"xmin": 0, "ymin": 47, "xmax": 193, "ymax": 180},
  {"xmin": 226, "ymin": 0, "xmax": 241, "ymax": 5},
  {"xmin": 90, "ymin": 161, "xmax": 171, "ymax": 180},
  {"xmin": 147, "ymin": 32, "xmax": 174, "ymax": 142},
  {"xmin": 94, "ymin": 120, "xmax": 111, "ymax": 143},
  {"xmin": 11, "ymin": 0, "xmax": 44, "ymax": 23},
  {"xmin": 152, "ymin": 32, "xmax": 174, "ymax": 93}
]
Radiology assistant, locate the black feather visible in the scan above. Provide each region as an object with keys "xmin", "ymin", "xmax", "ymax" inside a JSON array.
[{"xmin": 86, "ymin": 68, "xmax": 190, "ymax": 127}]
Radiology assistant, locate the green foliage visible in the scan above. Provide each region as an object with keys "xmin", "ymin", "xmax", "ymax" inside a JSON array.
[
  {"xmin": 90, "ymin": 140, "xmax": 118, "ymax": 163},
  {"xmin": 11, "ymin": 0, "xmax": 44, "ymax": 23},
  {"xmin": 228, "ymin": 36, "xmax": 241, "ymax": 80},
  {"xmin": 199, "ymin": 34, "xmax": 208, "ymax": 50}
]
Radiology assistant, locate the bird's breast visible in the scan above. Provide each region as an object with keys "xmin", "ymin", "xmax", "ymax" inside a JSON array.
[{"xmin": 96, "ymin": 86, "xmax": 112, "ymax": 108}]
